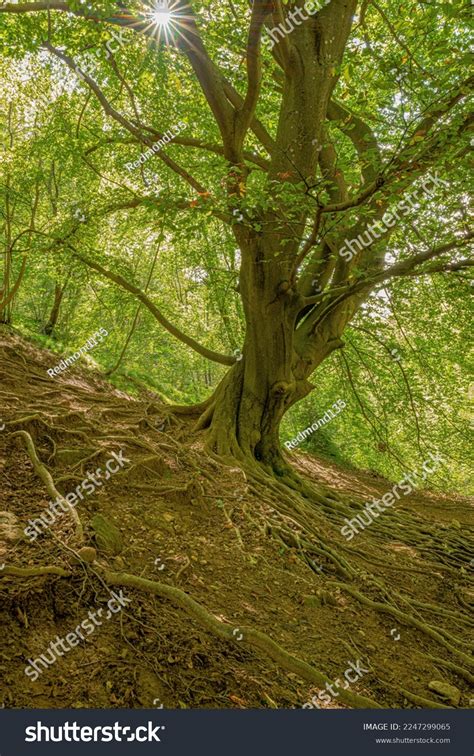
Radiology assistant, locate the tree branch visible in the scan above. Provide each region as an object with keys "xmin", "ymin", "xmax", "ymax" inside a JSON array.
[
  {"xmin": 235, "ymin": 0, "xmax": 268, "ymax": 148},
  {"xmin": 68, "ymin": 247, "xmax": 236, "ymax": 366},
  {"xmin": 305, "ymin": 232, "xmax": 474, "ymax": 330},
  {"xmin": 326, "ymin": 99, "xmax": 381, "ymax": 183},
  {"xmin": 222, "ymin": 79, "xmax": 276, "ymax": 155}
]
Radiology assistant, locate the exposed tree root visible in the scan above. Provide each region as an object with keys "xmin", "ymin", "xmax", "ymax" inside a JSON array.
[
  {"xmin": 332, "ymin": 582, "xmax": 473, "ymax": 668},
  {"xmin": 0, "ymin": 565, "xmax": 71, "ymax": 578},
  {"xmin": 2, "ymin": 336, "xmax": 472, "ymax": 709},
  {"xmin": 100, "ymin": 568, "xmax": 381, "ymax": 709},
  {"xmin": 0, "ymin": 559, "xmax": 380, "ymax": 707},
  {"xmin": 422, "ymin": 654, "xmax": 474, "ymax": 686},
  {"xmin": 196, "ymin": 443, "xmax": 473, "ymax": 708},
  {"xmin": 11, "ymin": 430, "xmax": 84, "ymax": 542},
  {"xmin": 389, "ymin": 686, "xmax": 453, "ymax": 709}
]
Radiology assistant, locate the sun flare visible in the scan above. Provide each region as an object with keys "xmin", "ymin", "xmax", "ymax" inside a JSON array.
[{"xmin": 151, "ymin": 9, "xmax": 172, "ymax": 26}]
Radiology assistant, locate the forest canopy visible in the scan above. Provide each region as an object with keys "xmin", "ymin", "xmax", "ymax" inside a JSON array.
[{"xmin": 0, "ymin": 0, "xmax": 472, "ymax": 489}]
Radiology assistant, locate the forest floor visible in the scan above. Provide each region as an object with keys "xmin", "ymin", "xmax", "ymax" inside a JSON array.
[{"xmin": 0, "ymin": 327, "xmax": 473, "ymax": 710}]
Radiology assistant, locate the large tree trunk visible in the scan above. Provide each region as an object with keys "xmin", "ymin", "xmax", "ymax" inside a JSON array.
[
  {"xmin": 193, "ymin": 3, "xmax": 357, "ymax": 472},
  {"xmin": 197, "ymin": 236, "xmax": 326, "ymax": 473}
]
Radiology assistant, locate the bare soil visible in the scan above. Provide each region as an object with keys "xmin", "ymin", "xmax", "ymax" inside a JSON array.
[{"xmin": 1, "ymin": 328, "xmax": 473, "ymax": 709}]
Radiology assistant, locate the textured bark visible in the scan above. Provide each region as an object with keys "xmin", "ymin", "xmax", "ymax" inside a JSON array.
[
  {"xmin": 199, "ymin": 236, "xmax": 336, "ymax": 472},
  {"xmin": 195, "ymin": 0, "xmax": 359, "ymax": 469}
]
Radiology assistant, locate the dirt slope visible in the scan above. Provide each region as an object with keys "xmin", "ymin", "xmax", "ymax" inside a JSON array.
[{"xmin": 1, "ymin": 328, "xmax": 473, "ymax": 710}]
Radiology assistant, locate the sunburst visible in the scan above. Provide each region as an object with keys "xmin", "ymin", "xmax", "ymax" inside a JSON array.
[
  {"xmin": 150, "ymin": 0, "xmax": 172, "ymax": 26},
  {"xmin": 118, "ymin": 2, "xmax": 197, "ymax": 52},
  {"xmin": 142, "ymin": 1, "xmax": 177, "ymax": 43}
]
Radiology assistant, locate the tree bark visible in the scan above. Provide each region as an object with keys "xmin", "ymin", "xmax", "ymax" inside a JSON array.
[
  {"xmin": 197, "ymin": 236, "xmax": 321, "ymax": 472},
  {"xmin": 43, "ymin": 283, "xmax": 65, "ymax": 336}
]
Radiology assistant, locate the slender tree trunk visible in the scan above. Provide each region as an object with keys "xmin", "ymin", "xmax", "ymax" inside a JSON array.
[
  {"xmin": 43, "ymin": 283, "xmax": 65, "ymax": 336},
  {"xmin": 0, "ymin": 246, "xmax": 12, "ymax": 325},
  {"xmin": 1, "ymin": 196, "xmax": 12, "ymax": 325}
]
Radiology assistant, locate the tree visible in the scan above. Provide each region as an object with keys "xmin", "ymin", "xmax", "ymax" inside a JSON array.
[{"xmin": 1, "ymin": 0, "xmax": 472, "ymax": 478}]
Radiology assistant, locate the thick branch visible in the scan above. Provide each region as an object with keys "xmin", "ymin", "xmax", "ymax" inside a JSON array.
[
  {"xmin": 235, "ymin": 0, "xmax": 268, "ymax": 148},
  {"xmin": 303, "ymin": 232, "xmax": 474, "ymax": 334},
  {"xmin": 69, "ymin": 248, "xmax": 235, "ymax": 366},
  {"xmin": 326, "ymin": 100, "xmax": 381, "ymax": 183},
  {"xmin": 222, "ymin": 80, "xmax": 276, "ymax": 156}
]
